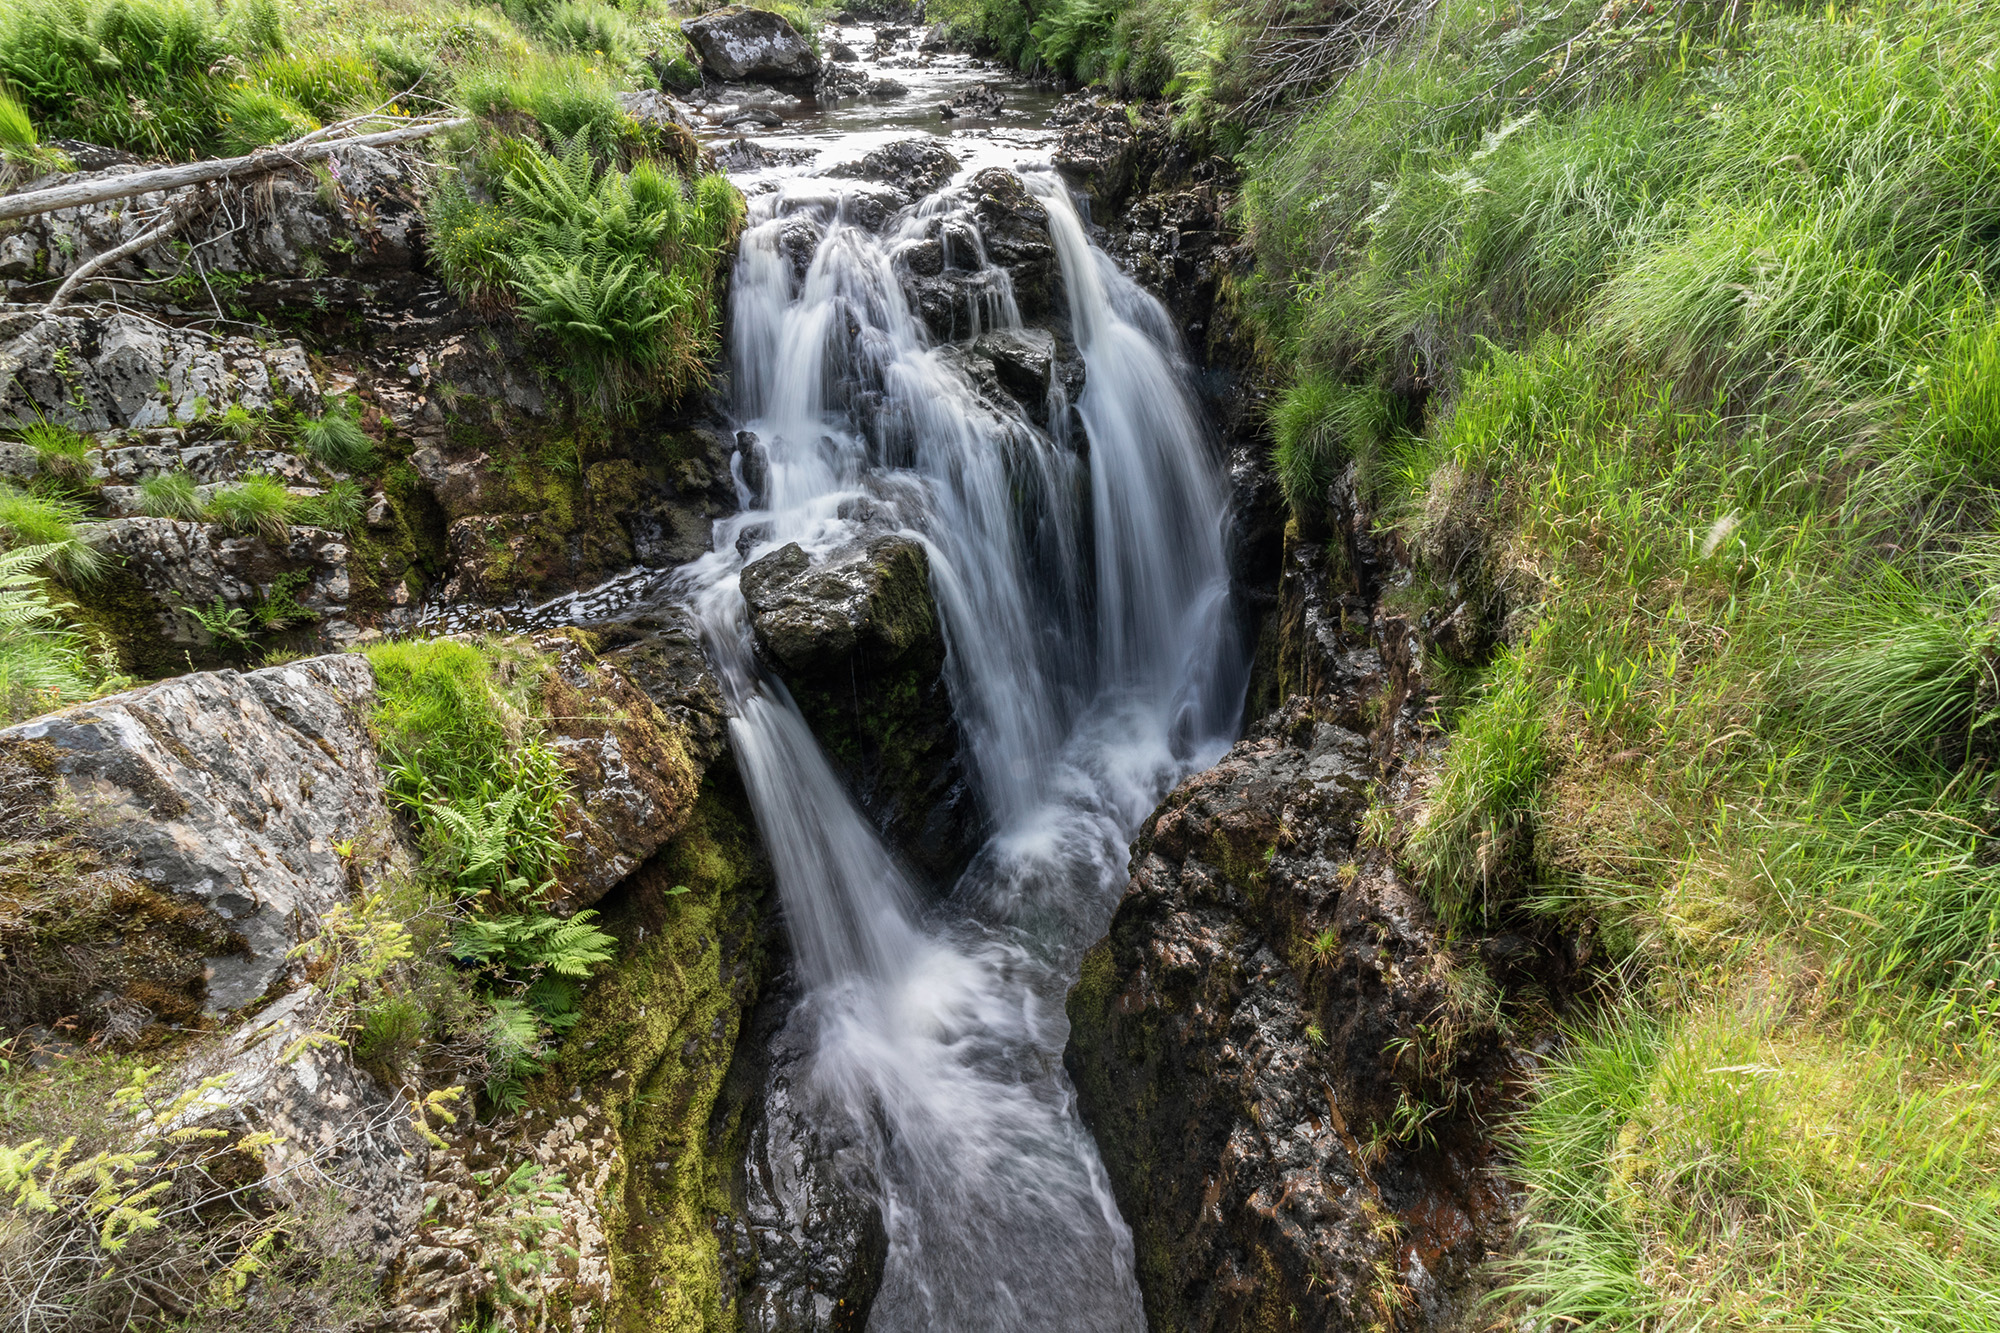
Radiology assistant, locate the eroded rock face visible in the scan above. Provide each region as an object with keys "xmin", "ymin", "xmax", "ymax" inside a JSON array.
[
  {"xmin": 171, "ymin": 986, "xmax": 429, "ymax": 1268},
  {"xmin": 739, "ymin": 535, "xmax": 978, "ymax": 881},
  {"xmin": 0, "ymin": 654, "xmax": 394, "ymax": 1013},
  {"xmin": 1065, "ymin": 703, "xmax": 1519, "ymax": 1330},
  {"xmin": 0, "ymin": 144, "xmax": 426, "ymax": 316},
  {"xmin": 83, "ymin": 516, "xmax": 355, "ymax": 664},
  {"xmin": 0, "ymin": 311, "xmax": 320, "ymax": 433},
  {"xmin": 684, "ymin": 6, "xmax": 822, "ymax": 82}
]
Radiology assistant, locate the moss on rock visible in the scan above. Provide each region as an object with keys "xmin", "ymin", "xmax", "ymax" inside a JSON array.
[{"xmin": 542, "ymin": 781, "xmax": 769, "ymax": 1332}]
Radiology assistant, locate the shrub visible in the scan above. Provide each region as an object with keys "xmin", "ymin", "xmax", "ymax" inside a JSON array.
[
  {"xmin": 300, "ymin": 404, "xmax": 376, "ymax": 473},
  {"xmin": 137, "ymin": 469, "xmax": 203, "ymax": 520},
  {"xmin": 204, "ymin": 474, "xmax": 292, "ymax": 542},
  {"xmin": 454, "ymin": 50, "xmax": 629, "ymax": 158}
]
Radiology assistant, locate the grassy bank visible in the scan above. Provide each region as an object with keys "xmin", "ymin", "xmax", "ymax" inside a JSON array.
[{"xmin": 1233, "ymin": 0, "xmax": 2000, "ymax": 1323}]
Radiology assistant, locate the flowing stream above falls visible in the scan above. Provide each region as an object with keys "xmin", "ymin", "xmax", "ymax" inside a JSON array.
[{"xmin": 511, "ymin": 44, "xmax": 1247, "ymax": 1328}]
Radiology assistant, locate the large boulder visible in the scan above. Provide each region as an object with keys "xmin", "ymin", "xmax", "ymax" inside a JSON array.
[
  {"xmin": 532, "ymin": 632, "xmax": 704, "ymax": 911},
  {"xmin": 1065, "ymin": 701, "xmax": 1520, "ymax": 1330},
  {"xmin": 739, "ymin": 535, "xmax": 979, "ymax": 881},
  {"xmin": 170, "ymin": 986, "xmax": 430, "ymax": 1268},
  {"xmin": 0, "ymin": 654, "xmax": 396, "ymax": 1015},
  {"xmin": 683, "ymin": 6, "xmax": 822, "ymax": 82}
]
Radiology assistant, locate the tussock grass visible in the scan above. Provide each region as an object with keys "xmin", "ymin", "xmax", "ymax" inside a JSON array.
[
  {"xmin": 299, "ymin": 402, "xmax": 376, "ymax": 473},
  {"xmin": 136, "ymin": 469, "xmax": 202, "ymax": 520},
  {"xmin": 203, "ymin": 473, "xmax": 291, "ymax": 542},
  {"xmin": 1245, "ymin": 0, "xmax": 2000, "ymax": 1322}
]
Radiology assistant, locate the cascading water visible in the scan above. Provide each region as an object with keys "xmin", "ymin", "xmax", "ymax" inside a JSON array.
[{"xmin": 538, "ymin": 135, "xmax": 1246, "ymax": 1327}]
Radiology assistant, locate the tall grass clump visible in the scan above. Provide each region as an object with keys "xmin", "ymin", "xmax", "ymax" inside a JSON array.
[
  {"xmin": 428, "ymin": 135, "xmax": 742, "ymax": 410},
  {"xmin": 203, "ymin": 474, "xmax": 291, "ymax": 542},
  {"xmin": 0, "ymin": 0, "xmax": 237, "ymax": 158},
  {"xmin": 0, "ymin": 486, "xmax": 103, "ymax": 584},
  {"xmin": 137, "ymin": 469, "xmax": 203, "ymax": 520},
  {"xmin": 299, "ymin": 403, "xmax": 377, "ymax": 473},
  {"xmin": 1243, "ymin": 0, "xmax": 2000, "ymax": 1323}
]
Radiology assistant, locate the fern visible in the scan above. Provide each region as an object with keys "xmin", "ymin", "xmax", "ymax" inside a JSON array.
[{"xmin": 0, "ymin": 542, "xmax": 99, "ymax": 712}]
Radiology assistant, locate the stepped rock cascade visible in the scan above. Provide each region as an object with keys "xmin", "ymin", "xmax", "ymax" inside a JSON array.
[{"xmin": 523, "ymin": 148, "xmax": 1247, "ymax": 1326}]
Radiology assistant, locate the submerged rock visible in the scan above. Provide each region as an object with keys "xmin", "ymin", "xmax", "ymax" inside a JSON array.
[
  {"xmin": 684, "ymin": 6, "xmax": 822, "ymax": 82},
  {"xmin": 739, "ymin": 535, "xmax": 979, "ymax": 882}
]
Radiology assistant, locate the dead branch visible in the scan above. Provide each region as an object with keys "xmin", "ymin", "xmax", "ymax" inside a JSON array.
[
  {"xmin": 43, "ymin": 204, "xmax": 192, "ymax": 315},
  {"xmin": 0, "ymin": 116, "xmax": 467, "ymax": 225}
]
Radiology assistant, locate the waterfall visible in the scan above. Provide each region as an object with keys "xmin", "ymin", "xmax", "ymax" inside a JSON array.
[{"xmin": 673, "ymin": 163, "xmax": 1246, "ymax": 1330}]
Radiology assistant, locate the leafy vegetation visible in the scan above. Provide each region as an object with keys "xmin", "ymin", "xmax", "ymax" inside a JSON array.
[
  {"xmin": 427, "ymin": 133, "xmax": 742, "ymax": 410},
  {"xmin": 1239, "ymin": 0, "xmax": 2000, "ymax": 1322},
  {"xmin": 363, "ymin": 637, "xmax": 611, "ymax": 1109}
]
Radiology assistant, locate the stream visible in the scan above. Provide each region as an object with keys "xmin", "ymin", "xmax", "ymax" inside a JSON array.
[{"xmin": 520, "ymin": 25, "xmax": 1246, "ymax": 1329}]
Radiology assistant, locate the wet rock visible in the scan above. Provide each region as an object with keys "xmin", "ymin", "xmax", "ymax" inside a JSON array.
[
  {"xmin": 974, "ymin": 327, "xmax": 1056, "ymax": 404},
  {"xmin": 818, "ymin": 62, "xmax": 872, "ymax": 99},
  {"xmin": 722, "ymin": 106, "xmax": 787, "ymax": 130},
  {"xmin": 864, "ymin": 77, "xmax": 908, "ymax": 98},
  {"xmin": 740, "ymin": 535, "xmax": 979, "ymax": 881},
  {"xmin": 825, "ymin": 138, "xmax": 960, "ymax": 200},
  {"xmin": 730, "ymin": 992, "xmax": 887, "ymax": 1332},
  {"xmin": 1051, "ymin": 93, "xmax": 1144, "ymax": 211},
  {"xmin": 938, "ymin": 83, "xmax": 1005, "ymax": 119},
  {"xmin": 684, "ymin": 6, "xmax": 822, "ymax": 83},
  {"xmin": 0, "ymin": 654, "xmax": 399, "ymax": 1013},
  {"xmin": 967, "ymin": 168, "xmax": 1058, "ymax": 318},
  {"xmin": 716, "ymin": 138, "xmax": 823, "ymax": 172},
  {"xmin": 1066, "ymin": 700, "xmax": 1520, "ymax": 1330},
  {"xmin": 830, "ymin": 41, "xmax": 860, "ymax": 61},
  {"xmin": 597, "ymin": 609, "xmax": 732, "ymax": 768}
]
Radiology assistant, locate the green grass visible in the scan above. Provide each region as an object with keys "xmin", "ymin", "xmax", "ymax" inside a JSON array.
[
  {"xmin": 294, "ymin": 477, "xmax": 365, "ymax": 532},
  {"xmin": 1239, "ymin": 0, "xmax": 2000, "ymax": 1323},
  {"xmin": 0, "ymin": 485, "xmax": 103, "ymax": 584},
  {"xmin": 299, "ymin": 403, "xmax": 376, "ymax": 472},
  {"xmin": 137, "ymin": 469, "xmax": 202, "ymax": 520},
  {"xmin": 18, "ymin": 421, "xmax": 92, "ymax": 488},
  {"xmin": 203, "ymin": 473, "xmax": 292, "ymax": 542}
]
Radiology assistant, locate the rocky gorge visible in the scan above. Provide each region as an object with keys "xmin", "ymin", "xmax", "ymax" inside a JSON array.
[{"xmin": 0, "ymin": 9, "xmax": 1563, "ymax": 1332}]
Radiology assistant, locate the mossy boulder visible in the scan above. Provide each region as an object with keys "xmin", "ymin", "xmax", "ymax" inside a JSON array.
[{"xmin": 739, "ymin": 534, "xmax": 980, "ymax": 883}]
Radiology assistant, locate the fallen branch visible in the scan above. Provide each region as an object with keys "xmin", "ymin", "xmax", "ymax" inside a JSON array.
[
  {"xmin": 0, "ymin": 116, "xmax": 468, "ymax": 224},
  {"xmin": 44, "ymin": 205, "xmax": 190, "ymax": 315}
]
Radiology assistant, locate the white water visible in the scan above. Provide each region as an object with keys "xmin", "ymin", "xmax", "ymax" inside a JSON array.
[{"xmin": 675, "ymin": 164, "xmax": 1244, "ymax": 1329}]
